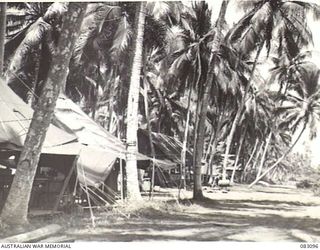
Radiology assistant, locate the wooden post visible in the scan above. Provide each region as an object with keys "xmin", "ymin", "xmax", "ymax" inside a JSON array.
[{"xmin": 52, "ymin": 155, "xmax": 78, "ymax": 213}]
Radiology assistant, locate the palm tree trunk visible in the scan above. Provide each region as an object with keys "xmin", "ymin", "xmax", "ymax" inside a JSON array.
[
  {"xmin": 230, "ymin": 126, "xmax": 247, "ymax": 183},
  {"xmin": 245, "ymin": 141, "xmax": 264, "ymax": 183},
  {"xmin": 143, "ymin": 74, "xmax": 156, "ymax": 198},
  {"xmin": 207, "ymin": 115, "xmax": 223, "ymax": 183},
  {"xmin": 255, "ymin": 131, "xmax": 272, "ymax": 181},
  {"xmin": 241, "ymin": 138, "xmax": 259, "ymax": 182},
  {"xmin": 0, "ymin": 3, "xmax": 86, "ymax": 227},
  {"xmin": 6, "ymin": 3, "xmax": 67, "ymax": 85},
  {"xmin": 222, "ymin": 109, "xmax": 241, "ymax": 181},
  {"xmin": 108, "ymin": 69, "xmax": 117, "ymax": 132},
  {"xmin": 180, "ymin": 86, "xmax": 192, "ymax": 189},
  {"xmin": 252, "ymin": 141, "xmax": 264, "ymax": 169},
  {"xmin": 193, "ymin": 0, "xmax": 229, "ymax": 200},
  {"xmin": 204, "ymin": 130, "xmax": 215, "ymax": 183},
  {"xmin": 222, "ymin": 41, "xmax": 264, "ymax": 181},
  {"xmin": 0, "ymin": 3, "xmax": 6, "ymax": 76},
  {"xmin": 249, "ymin": 124, "xmax": 306, "ymax": 188},
  {"xmin": 125, "ymin": 2, "xmax": 146, "ymax": 201}
]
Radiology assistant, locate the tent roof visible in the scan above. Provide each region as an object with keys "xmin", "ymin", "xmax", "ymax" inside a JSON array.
[
  {"xmin": 54, "ymin": 95, "xmax": 149, "ymax": 160},
  {"xmin": 0, "ymin": 80, "xmax": 79, "ymax": 155},
  {"xmin": 54, "ymin": 95, "xmax": 155, "ymax": 186}
]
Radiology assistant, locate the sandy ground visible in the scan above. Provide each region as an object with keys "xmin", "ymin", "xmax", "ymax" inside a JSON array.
[{"xmin": 63, "ymin": 185, "xmax": 320, "ymax": 242}]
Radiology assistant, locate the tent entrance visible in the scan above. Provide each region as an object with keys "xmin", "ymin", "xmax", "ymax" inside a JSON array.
[{"xmin": 0, "ymin": 150, "xmax": 78, "ymax": 213}]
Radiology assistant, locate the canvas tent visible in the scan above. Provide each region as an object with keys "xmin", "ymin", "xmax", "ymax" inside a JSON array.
[
  {"xmin": 1, "ymin": 76, "xmax": 180, "ymax": 190},
  {"xmin": 54, "ymin": 95, "xmax": 152, "ymax": 186},
  {"xmin": 0, "ymin": 80, "xmax": 80, "ymax": 156},
  {"xmin": 0, "ymin": 80, "xmax": 82, "ymax": 211},
  {"xmin": 54, "ymin": 95, "xmax": 181, "ymax": 186}
]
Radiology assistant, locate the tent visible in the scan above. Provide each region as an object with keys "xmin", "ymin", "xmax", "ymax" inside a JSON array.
[
  {"xmin": 0, "ymin": 80, "xmax": 80, "ymax": 156},
  {"xmin": 54, "ymin": 95, "xmax": 179, "ymax": 186},
  {"xmin": 54, "ymin": 95, "xmax": 153, "ymax": 186},
  {"xmin": 0, "ymin": 77, "xmax": 180, "ymax": 188},
  {"xmin": 0, "ymin": 80, "xmax": 81, "ymax": 211}
]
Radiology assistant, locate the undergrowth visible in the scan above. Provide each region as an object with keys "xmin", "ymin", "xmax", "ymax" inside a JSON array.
[{"xmin": 109, "ymin": 199, "xmax": 191, "ymax": 219}]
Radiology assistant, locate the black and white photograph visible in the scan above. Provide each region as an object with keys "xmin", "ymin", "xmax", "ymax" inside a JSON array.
[{"xmin": 0, "ymin": 0, "xmax": 319, "ymax": 246}]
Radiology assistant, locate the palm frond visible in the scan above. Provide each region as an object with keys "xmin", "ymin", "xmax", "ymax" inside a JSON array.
[
  {"xmin": 147, "ymin": 1, "xmax": 171, "ymax": 21},
  {"xmin": 168, "ymin": 52, "xmax": 191, "ymax": 78},
  {"xmin": 109, "ymin": 15, "xmax": 132, "ymax": 58},
  {"xmin": 290, "ymin": 1, "xmax": 320, "ymax": 20},
  {"xmin": 235, "ymin": 0, "xmax": 262, "ymax": 13},
  {"xmin": 279, "ymin": 4, "xmax": 313, "ymax": 46},
  {"xmin": 73, "ymin": 4, "xmax": 121, "ymax": 64}
]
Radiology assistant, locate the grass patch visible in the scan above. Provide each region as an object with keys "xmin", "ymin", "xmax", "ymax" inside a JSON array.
[{"xmin": 109, "ymin": 199, "xmax": 188, "ymax": 219}]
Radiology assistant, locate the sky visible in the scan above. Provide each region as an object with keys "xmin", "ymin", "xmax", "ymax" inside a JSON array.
[{"xmin": 203, "ymin": 0, "xmax": 320, "ymax": 167}]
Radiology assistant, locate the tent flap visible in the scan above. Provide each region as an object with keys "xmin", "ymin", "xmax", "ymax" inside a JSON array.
[{"xmin": 0, "ymin": 80, "xmax": 79, "ymax": 155}]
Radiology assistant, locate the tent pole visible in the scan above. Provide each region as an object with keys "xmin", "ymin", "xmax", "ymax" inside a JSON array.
[
  {"xmin": 149, "ymin": 158, "xmax": 155, "ymax": 199},
  {"xmin": 52, "ymin": 155, "xmax": 78, "ymax": 213},
  {"xmin": 79, "ymin": 157, "xmax": 95, "ymax": 228},
  {"xmin": 120, "ymin": 158, "xmax": 124, "ymax": 202},
  {"xmin": 117, "ymin": 121, "xmax": 125, "ymax": 202}
]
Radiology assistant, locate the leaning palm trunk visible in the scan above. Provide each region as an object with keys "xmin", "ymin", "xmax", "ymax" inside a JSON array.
[
  {"xmin": 254, "ymin": 131, "xmax": 272, "ymax": 181},
  {"xmin": 193, "ymin": 0, "xmax": 230, "ymax": 200},
  {"xmin": 241, "ymin": 138, "xmax": 259, "ymax": 182},
  {"xmin": 6, "ymin": 3, "xmax": 67, "ymax": 79},
  {"xmin": 246, "ymin": 141, "xmax": 264, "ymax": 182},
  {"xmin": 125, "ymin": 2, "xmax": 146, "ymax": 201},
  {"xmin": 0, "ymin": 3, "xmax": 86, "ymax": 227},
  {"xmin": 222, "ymin": 41, "xmax": 264, "ymax": 181},
  {"xmin": 0, "ymin": 3, "xmax": 6, "ymax": 76},
  {"xmin": 230, "ymin": 126, "xmax": 247, "ymax": 183},
  {"xmin": 180, "ymin": 86, "xmax": 192, "ymax": 189},
  {"xmin": 252, "ymin": 142, "xmax": 264, "ymax": 170},
  {"xmin": 207, "ymin": 115, "xmax": 224, "ymax": 182},
  {"xmin": 249, "ymin": 124, "xmax": 306, "ymax": 188}
]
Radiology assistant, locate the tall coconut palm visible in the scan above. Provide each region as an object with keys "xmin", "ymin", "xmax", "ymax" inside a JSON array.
[
  {"xmin": 192, "ymin": 0, "xmax": 233, "ymax": 199},
  {"xmin": 6, "ymin": 3, "xmax": 121, "ymax": 104},
  {"xmin": 161, "ymin": 1, "xmax": 249, "ymax": 198},
  {"xmin": 125, "ymin": 2, "xmax": 146, "ymax": 200},
  {"xmin": 228, "ymin": 0, "xmax": 320, "ymax": 59},
  {"xmin": 5, "ymin": 2, "xmax": 68, "ymax": 101},
  {"xmin": 125, "ymin": 2, "xmax": 195, "ymax": 200},
  {"xmin": 0, "ymin": 3, "xmax": 86, "ymax": 227},
  {"xmin": 222, "ymin": 0, "xmax": 320, "ymax": 183},
  {"xmin": 162, "ymin": 2, "xmax": 212, "ymax": 188},
  {"xmin": 249, "ymin": 62, "xmax": 320, "ymax": 187}
]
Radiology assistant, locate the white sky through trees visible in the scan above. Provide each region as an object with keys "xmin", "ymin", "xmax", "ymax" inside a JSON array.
[{"xmin": 203, "ymin": 0, "xmax": 320, "ymax": 167}]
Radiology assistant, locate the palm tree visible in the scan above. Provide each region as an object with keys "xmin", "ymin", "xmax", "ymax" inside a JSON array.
[
  {"xmin": 0, "ymin": 3, "xmax": 86, "ymax": 227},
  {"xmin": 228, "ymin": 0, "xmax": 320, "ymax": 58},
  {"xmin": 5, "ymin": 2, "xmax": 68, "ymax": 101},
  {"xmin": 249, "ymin": 62, "xmax": 320, "ymax": 187},
  {"xmin": 125, "ymin": 2, "xmax": 146, "ymax": 201},
  {"xmin": 125, "ymin": 2, "xmax": 195, "ymax": 199},
  {"xmin": 5, "ymin": 3, "xmax": 121, "ymax": 104},
  {"xmin": 161, "ymin": 1, "xmax": 250, "ymax": 198},
  {"xmin": 222, "ymin": 0, "xmax": 320, "ymax": 183},
  {"xmin": 67, "ymin": 3, "xmax": 123, "ymax": 118},
  {"xmin": 192, "ymin": 0, "xmax": 233, "ymax": 199}
]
